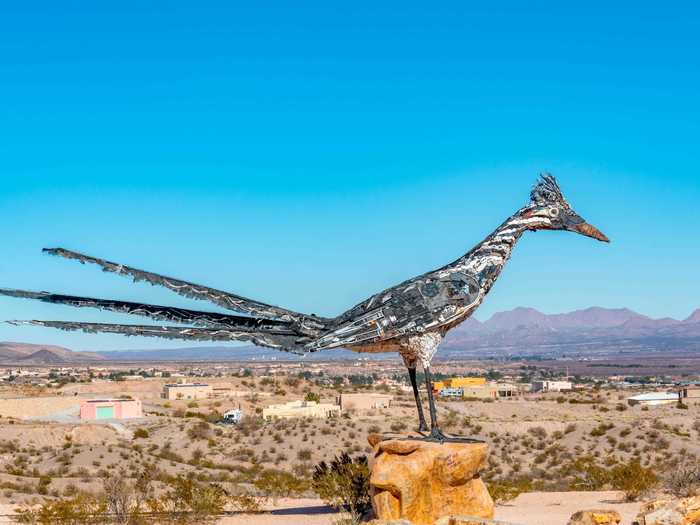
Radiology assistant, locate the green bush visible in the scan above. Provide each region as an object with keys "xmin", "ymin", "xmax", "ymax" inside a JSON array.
[
  {"xmin": 305, "ymin": 392, "xmax": 321, "ymax": 403},
  {"xmin": 487, "ymin": 477, "xmax": 533, "ymax": 503},
  {"xmin": 609, "ymin": 460, "xmax": 658, "ymax": 501},
  {"xmin": 312, "ymin": 453, "xmax": 370, "ymax": 522},
  {"xmin": 254, "ymin": 469, "xmax": 310, "ymax": 502}
]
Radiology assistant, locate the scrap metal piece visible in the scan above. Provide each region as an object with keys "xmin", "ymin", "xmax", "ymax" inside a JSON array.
[
  {"xmin": 0, "ymin": 288, "xmax": 292, "ymax": 331},
  {"xmin": 43, "ymin": 247, "xmax": 329, "ymax": 329},
  {"xmin": 7, "ymin": 320, "xmax": 309, "ymax": 353}
]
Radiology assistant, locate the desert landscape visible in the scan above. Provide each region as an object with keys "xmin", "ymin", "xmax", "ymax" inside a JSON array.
[{"xmin": 0, "ymin": 344, "xmax": 698, "ymax": 524}]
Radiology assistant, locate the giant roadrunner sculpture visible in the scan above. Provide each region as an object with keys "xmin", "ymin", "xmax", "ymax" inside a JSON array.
[{"xmin": 1, "ymin": 175, "xmax": 608, "ymax": 441}]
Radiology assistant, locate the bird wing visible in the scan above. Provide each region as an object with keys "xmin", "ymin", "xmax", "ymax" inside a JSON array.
[
  {"xmin": 0, "ymin": 288, "xmax": 291, "ymax": 331},
  {"xmin": 8, "ymin": 320, "xmax": 309, "ymax": 353},
  {"xmin": 308, "ymin": 270, "xmax": 481, "ymax": 351},
  {"xmin": 43, "ymin": 248, "xmax": 328, "ymax": 327}
]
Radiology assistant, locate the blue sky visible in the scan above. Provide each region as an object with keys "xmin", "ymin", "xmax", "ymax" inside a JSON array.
[{"xmin": 1, "ymin": 3, "xmax": 699, "ymax": 351}]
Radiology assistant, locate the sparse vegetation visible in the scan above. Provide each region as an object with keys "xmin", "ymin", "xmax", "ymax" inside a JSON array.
[{"xmin": 312, "ymin": 453, "xmax": 370, "ymax": 524}]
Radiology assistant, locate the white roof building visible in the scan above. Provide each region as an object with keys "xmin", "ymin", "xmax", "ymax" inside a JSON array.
[{"xmin": 627, "ymin": 392, "xmax": 679, "ymax": 406}]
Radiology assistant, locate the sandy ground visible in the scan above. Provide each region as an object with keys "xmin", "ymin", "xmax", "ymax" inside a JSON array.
[
  {"xmin": 213, "ymin": 491, "xmax": 644, "ymax": 525},
  {"xmin": 0, "ymin": 504, "xmax": 17, "ymax": 524},
  {"xmin": 496, "ymin": 491, "xmax": 642, "ymax": 525},
  {"xmin": 218, "ymin": 498, "xmax": 337, "ymax": 525}
]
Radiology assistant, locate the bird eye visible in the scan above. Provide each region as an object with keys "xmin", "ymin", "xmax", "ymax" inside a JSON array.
[{"xmin": 548, "ymin": 207, "xmax": 560, "ymax": 218}]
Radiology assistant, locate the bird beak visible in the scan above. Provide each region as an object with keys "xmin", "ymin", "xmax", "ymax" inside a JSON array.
[{"xmin": 573, "ymin": 222, "xmax": 610, "ymax": 243}]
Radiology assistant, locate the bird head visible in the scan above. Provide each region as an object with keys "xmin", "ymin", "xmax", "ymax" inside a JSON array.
[{"xmin": 519, "ymin": 174, "xmax": 609, "ymax": 242}]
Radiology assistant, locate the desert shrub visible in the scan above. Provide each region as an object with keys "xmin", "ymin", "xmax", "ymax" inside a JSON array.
[
  {"xmin": 390, "ymin": 421, "xmax": 407, "ymax": 432},
  {"xmin": 528, "ymin": 426, "xmax": 547, "ymax": 439},
  {"xmin": 230, "ymin": 490, "xmax": 266, "ymax": 512},
  {"xmin": 312, "ymin": 453, "xmax": 370, "ymax": 523},
  {"xmin": 609, "ymin": 460, "xmax": 658, "ymax": 501},
  {"xmin": 665, "ymin": 456, "xmax": 700, "ymax": 497},
  {"xmin": 568, "ymin": 456, "xmax": 609, "ymax": 491},
  {"xmin": 590, "ymin": 423, "xmax": 614, "ymax": 437},
  {"xmin": 133, "ymin": 428, "xmax": 149, "ymax": 439},
  {"xmin": 187, "ymin": 420, "xmax": 211, "ymax": 440},
  {"xmin": 254, "ymin": 469, "xmax": 309, "ymax": 502},
  {"xmin": 36, "ymin": 475, "xmax": 51, "ymax": 495},
  {"xmin": 487, "ymin": 477, "xmax": 533, "ymax": 503},
  {"xmin": 304, "ymin": 392, "xmax": 321, "ymax": 403},
  {"xmin": 16, "ymin": 492, "xmax": 107, "ymax": 524},
  {"xmin": 297, "ymin": 448, "xmax": 312, "ymax": 461},
  {"xmin": 160, "ymin": 476, "xmax": 227, "ymax": 522}
]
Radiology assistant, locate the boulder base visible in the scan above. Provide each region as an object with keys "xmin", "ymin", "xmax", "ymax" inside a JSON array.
[{"xmin": 368, "ymin": 435, "xmax": 494, "ymax": 525}]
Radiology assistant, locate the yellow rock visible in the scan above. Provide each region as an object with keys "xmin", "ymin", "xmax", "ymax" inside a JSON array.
[
  {"xmin": 368, "ymin": 437, "xmax": 494, "ymax": 525},
  {"xmin": 567, "ymin": 510, "xmax": 621, "ymax": 525},
  {"xmin": 635, "ymin": 496, "xmax": 700, "ymax": 525}
]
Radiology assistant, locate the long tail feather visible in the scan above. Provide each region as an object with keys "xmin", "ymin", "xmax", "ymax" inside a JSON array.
[
  {"xmin": 0, "ymin": 288, "xmax": 291, "ymax": 331},
  {"xmin": 7, "ymin": 320, "xmax": 309, "ymax": 353},
  {"xmin": 43, "ymin": 248, "xmax": 328, "ymax": 328}
]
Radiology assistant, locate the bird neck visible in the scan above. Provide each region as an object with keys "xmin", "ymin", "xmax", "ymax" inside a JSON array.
[{"xmin": 450, "ymin": 207, "xmax": 535, "ymax": 288}]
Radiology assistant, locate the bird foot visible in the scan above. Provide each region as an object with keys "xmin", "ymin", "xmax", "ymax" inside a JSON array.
[{"xmin": 416, "ymin": 428, "xmax": 485, "ymax": 444}]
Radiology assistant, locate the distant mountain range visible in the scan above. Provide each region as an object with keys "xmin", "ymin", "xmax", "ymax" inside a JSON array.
[
  {"xmin": 2, "ymin": 306, "xmax": 699, "ymax": 364},
  {"xmin": 441, "ymin": 306, "xmax": 700, "ymax": 355},
  {"xmin": 0, "ymin": 342, "xmax": 105, "ymax": 365}
]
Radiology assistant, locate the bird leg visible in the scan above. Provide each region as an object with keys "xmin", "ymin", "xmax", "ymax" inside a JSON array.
[
  {"xmin": 408, "ymin": 367, "xmax": 428, "ymax": 432},
  {"xmin": 423, "ymin": 365, "xmax": 448, "ymax": 442}
]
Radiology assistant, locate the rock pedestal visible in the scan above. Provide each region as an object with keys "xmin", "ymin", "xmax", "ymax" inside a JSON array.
[{"xmin": 368, "ymin": 434, "xmax": 494, "ymax": 525}]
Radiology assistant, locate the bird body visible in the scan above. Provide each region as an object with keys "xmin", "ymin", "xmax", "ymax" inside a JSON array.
[{"xmin": 1, "ymin": 174, "xmax": 609, "ymax": 440}]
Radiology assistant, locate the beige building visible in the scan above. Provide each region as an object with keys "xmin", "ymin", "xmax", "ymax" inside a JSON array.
[
  {"xmin": 162, "ymin": 383, "xmax": 212, "ymax": 400},
  {"xmin": 532, "ymin": 380, "xmax": 573, "ymax": 393},
  {"xmin": 262, "ymin": 400, "xmax": 340, "ymax": 420},
  {"xmin": 457, "ymin": 383, "xmax": 520, "ymax": 400},
  {"xmin": 337, "ymin": 393, "xmax": 392, "ymax": 411},
  {"xmin": 462, "ymin": 385, "xmax": 498, "ymax": 399}
]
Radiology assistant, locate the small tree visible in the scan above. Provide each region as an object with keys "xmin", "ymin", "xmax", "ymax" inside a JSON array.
[{"xmin": 312, "ymin": 453, "xmax": 370, "ymax": 524}]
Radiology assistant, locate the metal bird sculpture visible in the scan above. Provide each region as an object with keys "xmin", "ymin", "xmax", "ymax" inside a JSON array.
[{"xmin": 1, "ymin": 174, "xmax": 608, "ymax": 441}]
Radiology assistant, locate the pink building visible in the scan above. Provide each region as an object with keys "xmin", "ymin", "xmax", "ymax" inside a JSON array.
[{"xmin": 80, "ymin": 399, "xmax": 143, "ymax": 420}]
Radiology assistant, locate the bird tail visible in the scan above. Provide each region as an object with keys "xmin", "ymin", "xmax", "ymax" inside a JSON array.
[
  {"xmin": 42, "ymin": 247, "xmax": 330, "ymax": 332},
  {"xmin": 0, "ymin": 288, "xmax": 313, "ymax": 353},
  {"xmin": 7, "ymin": 320, "xmax": 310, "ymax": 354}
]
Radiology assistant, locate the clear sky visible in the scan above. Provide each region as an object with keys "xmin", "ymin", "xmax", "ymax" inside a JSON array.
[{"xmin": 1, "ymin": 3, "xmax": 699, "ymax": 351}]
